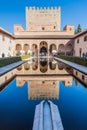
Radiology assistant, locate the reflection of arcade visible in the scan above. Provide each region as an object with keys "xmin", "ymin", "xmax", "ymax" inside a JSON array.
[
  {"xmin": 16, "ymin": 58, "xmax": 72, "ymax": 75},
  {"xmin": 49, "ymin": 58, "xmax": 56, "ymax": 70},
  {"xmin": 16, "ymin": 58, "xmax": 73, "ymax": 100},
  {"xmin": 24, "ymin": 62, "xmax": 30, "ymax": 70},
  {"xmin": 32, "ymin": 59, "xmax": 38, "ymax": 70},
  {"xmin": 40, "ymin": 58, "xmax": 48, "ymax": 73},
  {"xmin": 58, "ymin": 62, "xmax": 65, "ymax": 70}
]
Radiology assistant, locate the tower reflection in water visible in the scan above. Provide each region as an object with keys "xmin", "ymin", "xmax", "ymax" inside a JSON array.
[{"xmin": 16, "ymin": 58, "xmax": 73, "ymax": 100}]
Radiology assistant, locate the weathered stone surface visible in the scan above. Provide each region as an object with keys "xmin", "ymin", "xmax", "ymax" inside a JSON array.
[{"xmin": 33, "ymin": 100, "xmax": 64, "ymax": 130}]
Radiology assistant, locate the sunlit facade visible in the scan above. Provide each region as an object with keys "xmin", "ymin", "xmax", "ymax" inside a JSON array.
[
  {"xmin": 0, "ymin": 6, "xmax": 75, "ymax": 58},
  {"xmin": 0, "ymin": 6, "xmax": 87, "ymax": 58}
]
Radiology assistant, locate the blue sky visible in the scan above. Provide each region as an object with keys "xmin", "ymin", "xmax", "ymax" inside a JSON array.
[{"xmin": 0, "ymin": 0, "xmax": 87, "ymax": 33}]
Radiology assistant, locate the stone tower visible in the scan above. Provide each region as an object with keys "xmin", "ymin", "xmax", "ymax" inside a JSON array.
[{"xmin": 26, "ymin": 6, "xmax": 61, "ymax": 31}]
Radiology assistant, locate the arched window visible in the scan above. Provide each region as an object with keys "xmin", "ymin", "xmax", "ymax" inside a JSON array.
[
  {"xmin": 84, "ymin": 36, "xmax": 87, "ymax": 41},
  {"xmin": 77, "ymin": 39, "xmax": 79, "ymax": 43},
  {"xmin": 58, "ymin": 44, "xmax": 65, "ymax": 54},
  {"xmin": 2, "ymin": 35, "xmax": 5, "ymax": 41},
  {"xmin": 50, "ymin": 44, "xmax": 56, "ymax": 53}
]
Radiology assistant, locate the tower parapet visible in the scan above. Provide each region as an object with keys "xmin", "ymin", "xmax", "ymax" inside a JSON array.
[
  {"xmin": 14, "ymin": 24, "xmax": 24, "ymax": 34},
  {"xmin": 63, "ymin": 25, "xmax": 75, "ymax": 35},
  {"xmin": 26, "ymin": 6, "xmax": 60, "ymax": 11}
]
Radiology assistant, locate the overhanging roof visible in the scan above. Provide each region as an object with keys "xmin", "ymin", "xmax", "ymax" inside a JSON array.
[
  {"xmin": 0, "ymin": 27, "xmax": 14, "ymax": 38},
  {"xmin": 74, "ymin": 29, "xmax": 87, "ymax": 39}
]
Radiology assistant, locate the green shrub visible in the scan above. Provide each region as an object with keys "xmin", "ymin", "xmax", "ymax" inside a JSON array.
[
  {"xmin": 0, "ymin": 57, "xmax": 21, "ymax": 67},
  {"xmin": 0, "ymin": 55, "xmax": 30, "ymax": 67},
  {"xmin": 58, "ymin": 55, "xmax": 87, "ymax": 67}
]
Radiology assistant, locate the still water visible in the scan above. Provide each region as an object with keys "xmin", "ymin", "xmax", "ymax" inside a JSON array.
[{"xmin": 0, "ymin": 58, "xmax": 87, "ymax": 130}]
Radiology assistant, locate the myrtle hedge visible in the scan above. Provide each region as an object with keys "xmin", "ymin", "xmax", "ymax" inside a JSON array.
[
  {"xmin": 58, "ymin": 55, "xmax": 87, "ymax": 67},
  {"xmin": 0, "ymin": 55, "xmax": 30, "ymax": 67}
]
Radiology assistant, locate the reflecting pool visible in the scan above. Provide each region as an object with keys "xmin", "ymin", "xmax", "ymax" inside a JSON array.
[{"xmin": 0, "ymin": 58, "xmax": 87, "ymax": 130}]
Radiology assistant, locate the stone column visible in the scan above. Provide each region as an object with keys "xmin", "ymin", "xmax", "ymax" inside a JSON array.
[{"xmin": 48, "ymin": 42, "xmax": 50, "ymax": 57}]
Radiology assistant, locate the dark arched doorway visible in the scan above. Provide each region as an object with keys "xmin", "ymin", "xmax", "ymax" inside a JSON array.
[
  {"xmin": 39, "ymin": 41, "xmax": 48, "ymax": 56},
  {"xmin": 40, "ymin": 47, "xmax": 47, "ymax": 56}
]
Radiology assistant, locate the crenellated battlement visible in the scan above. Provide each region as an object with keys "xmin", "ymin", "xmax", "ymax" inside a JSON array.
[{"xmin": 26, "ymin": 6, "xmax": 60, "ymax": 11}]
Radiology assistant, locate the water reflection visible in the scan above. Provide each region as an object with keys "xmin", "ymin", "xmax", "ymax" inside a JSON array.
[
  {"xmin": 24, "ymin": 62, "xmax": 30, "ymax": 70},
  {"xmin": 40, "ymin": 58, "xmax": 48, "ymax": 73},
  {"xmin": 15, "ymin": 57, "xmax": 87, "ymax": 102},
  {"xmin": 16, "ymin": 77, "xmax": 73, "ymax": 100},
  {"xmin": 16, "ymin": 76, "xmax": 73, "ymax": 100},
  {"xmin": 15, "ymin": 58, "xmax": 73, "ymax": 100},
  {"xmin": 1, "ymin": 58, "xmax": 87, "ymax": 130},
  {"xmin": 16, "ymin": 58, "xmax": 70, "ymax": 75},
  {"xmin": 49, "ymin": 59, "xmax": 56, "ymax": 70},
  {"xmin": 28, "ymin": 80, "xmax": 59, "ymax": 100},
  {"xmin": 63, "ymin": 64, "xmax": 87, "ymax": 87}
]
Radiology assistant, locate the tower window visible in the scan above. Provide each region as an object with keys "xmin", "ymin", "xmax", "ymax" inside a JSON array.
[
  {"xmin": 54, "ymin": 26, "xmax": 56, "ymax": 29},
  {"xmin": 77, "ymin": 39, "xmax": 79, "ymax": 43},
  {"xmin": 2, "ymin": 35, "xmax": 5, "ymax": 41},
  {"xmin": 17, "ymin": 28, "xmax": 19, "ymax": 31},
  {"xmin": 70, "ymin": 28, "xmax": 72, "ymax": 31},
  {"xmin": 84, "ymin": 36, "xmax": 87, "ymax": 41},
  {"xmin": 42, "ymin": 27, "xmax": 45, "ymax": 30}
]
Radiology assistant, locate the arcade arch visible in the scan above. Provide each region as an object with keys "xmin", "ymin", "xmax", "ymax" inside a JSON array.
[
  {"xmin": 23, "ymin": 44, "xmax": 29, "ymax": 54},
  {"xmin": 40, "ymin": 41, "xmax": 48, "ymax": 56},
  {"xmin": 65, "ymin": 43, "xmax": 73, "ymax": 56},
  {"xmin": 32, "ymin": 44, "xmax": 38, "ymax": 56},
  {"xmin": 50, "ymin": 44, "xmax": 57, "ymax": 54},
  {"xmin": 58, "ymin": 44, "xmax": 65, "ymax": 55},
  {"xmin": 16, "ymin": 44, "xmax": 22, "ymax": 55}
]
